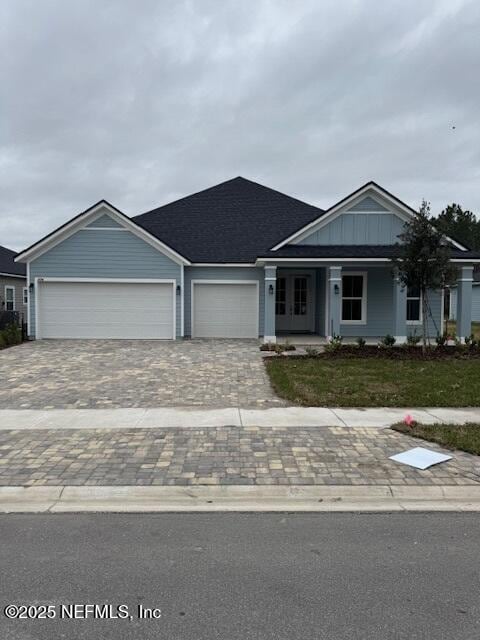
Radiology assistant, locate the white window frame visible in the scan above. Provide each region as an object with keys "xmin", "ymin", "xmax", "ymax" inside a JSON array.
[
  {"xmin": 5, "ymin": 286, "xmax": 15, "ymax": 311},
  {"xmin": 406, "ymin": 286, "xmax": 422, "ymax": 325},
  {"xmin": 341, "ymin": 271, "xmax": 367, "ymax": 325},
  {"xmin": 23, "ymin": 287, "xmax": 28, "ymax": 305}
]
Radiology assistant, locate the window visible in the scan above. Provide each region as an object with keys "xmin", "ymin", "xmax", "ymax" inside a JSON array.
[
  {"xmin": 406, "ymin": 285, "xmax": 421, "ymax": 323},
  {"xmin": 23, "ymin": 288, "xmax": 28, "ymax": 305},
  {"xmin": 5, "ymin": 286, "xmax": 15, "ymax": 312},
  {"xmin": 275, "ymin": 277, "xmax": 286, "ymax": 316},
  {"xmin": 293, "ymin": 277, "xmax": 307, "ymax": 316},
  {"xmin": 342, "ymin": 273, "xmax": 366, "ymax": 324}
]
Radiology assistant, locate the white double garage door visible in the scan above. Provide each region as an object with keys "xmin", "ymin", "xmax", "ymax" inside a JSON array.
[{"xmin": 36, "ymin": 279, "xmax": 259, "ymax": 339}]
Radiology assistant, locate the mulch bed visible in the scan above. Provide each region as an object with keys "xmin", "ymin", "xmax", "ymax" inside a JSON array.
[{"xmin": 287, "ymin": 345, "xmax": 480, "ymax": 360}]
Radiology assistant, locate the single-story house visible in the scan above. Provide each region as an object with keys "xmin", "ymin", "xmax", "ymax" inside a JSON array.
[
  {"xmin": 14, "ymin": 178, "xmax": 480, "ymax": 343},
  {"xmin": 0, "ymin": 245, "xmax": 27, "ymax": 316},
  {"xmin": 448, "ymin": 269, "xmax": 480, "ymax": 323}
]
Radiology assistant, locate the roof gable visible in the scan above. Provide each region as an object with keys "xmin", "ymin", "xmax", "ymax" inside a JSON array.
[
  {"xmin": 272, "ymin": 182, "xmax": 468, "ymax": 252},
  {"xmin": 15, "ymin": 200, "xmax": 190, "ymax": 265},
  {"xmin": 347, "ymin": 195, "xmax": 389, "ymax": 212}
]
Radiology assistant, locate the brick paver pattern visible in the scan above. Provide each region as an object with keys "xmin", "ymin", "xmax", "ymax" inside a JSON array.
[
  {"xmin": 0, "ymin": 339, "xmax": 283, "ymax": 409},
  {"xmin": 0, "ymin": 426, "xmax": 478, "ymax": 487}
]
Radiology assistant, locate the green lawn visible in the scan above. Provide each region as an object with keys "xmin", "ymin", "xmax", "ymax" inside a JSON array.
[
  {"xmin": 392, "ymin": 422, "xmax": 480, "ymax": 456},
  {"xmin": 266, "ymin": 357, "xmax": 480, "ymax": 407}
]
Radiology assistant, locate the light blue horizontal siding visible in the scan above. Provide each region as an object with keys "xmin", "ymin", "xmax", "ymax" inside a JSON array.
[
  {"xmin": 451, "ymin": 286, "xmax": 480, "ymax": 322},
  {"xmin": 184, "ymin": 267, "xmax": 265, "ymax": 337},
  {"xmin": 347, "ymin": 196, "xmax": 388, "ymax": 212},
  {"xmin": 339, "ymin": 267, "xmax": 442, "ymax": 338},
  {"xmin": 86, "ymin": 213, "xmax": 124, "ymax": 228},
  {"xmin": 29, "ymin": 229, "xmax": 181, "ymax": 337},
  {"xmin": 473, "ymin": 287, "xmax": 480, "ymax": 322},
  {"xmin": 298, "ymin": 213, "xmax": 405, "ymax": 245}
]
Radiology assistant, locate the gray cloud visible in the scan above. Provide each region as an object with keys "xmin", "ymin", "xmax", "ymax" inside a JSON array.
[{"xmin": 2, "ymin": 0, "xmax": 479, "ymax": 250}]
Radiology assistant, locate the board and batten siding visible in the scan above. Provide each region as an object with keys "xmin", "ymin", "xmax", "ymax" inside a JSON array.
[
  {"xmin": 339, "ymin": 267, "xmax": 442, "ymax": 338},
  {"xmin": 297, "ymin": 213, "xmax": 405, "ymax": 245},
  {"xmin": 28, "ymin": 227, "xmax": 182, "ymax": 338},
  {"xmin": 292, "ymin": 194, "xmax": 406, "ymax": 246},
  {"xmin": 184, "ymin": 267, "xmax": 265, "ymax": 337}
]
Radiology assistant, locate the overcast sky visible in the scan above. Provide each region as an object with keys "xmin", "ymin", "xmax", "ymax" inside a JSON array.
[{"xmin": 2, "ymin": 0, "xmax": 480, "ymax": 251}]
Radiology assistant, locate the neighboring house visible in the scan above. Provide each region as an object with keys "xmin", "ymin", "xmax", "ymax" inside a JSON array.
[
  {"xmin": 448, "ymin": 269, "xmax": 480, "ymax": 322},
  {"xmin": 14, "ymin": 178, "xmax": 480, "ymax": 343},
  {"xmin": 0, "ymin": 244, "xmax": 27, "ymax": 318}
]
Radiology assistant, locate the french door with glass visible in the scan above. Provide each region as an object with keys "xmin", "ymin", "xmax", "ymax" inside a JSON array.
[{"xmin": 275, "ymin": 273, "xmax": 313, "ymax": 332}]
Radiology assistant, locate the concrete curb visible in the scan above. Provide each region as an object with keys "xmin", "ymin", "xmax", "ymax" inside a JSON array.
[
  {"xmin": 1, "ymin": 485, "xmax": 480, "ymax": 513},
  {"xmin": 0, "ymin": 407, "xmax": 480, "ymax": 430}
]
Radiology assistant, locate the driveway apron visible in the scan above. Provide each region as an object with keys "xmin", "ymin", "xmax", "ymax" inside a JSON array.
[{"xmin": 0, "ymin": 339, "xmax": 283, "ymax": 409}]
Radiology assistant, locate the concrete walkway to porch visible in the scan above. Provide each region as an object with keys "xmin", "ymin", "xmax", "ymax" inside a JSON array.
[{"xmin": 1, "ymin": 406, "xmax": 480, "ymax": 430}]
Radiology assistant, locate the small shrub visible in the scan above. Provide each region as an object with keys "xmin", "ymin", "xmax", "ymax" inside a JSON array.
[
  {"xmin": 0, "ymin": 323, "xmax": 22, "ymax": 347},
  {"xmin": 435, "ymin": 332, "xmax": 448, "ymax": 347},
  {"xmin": 305, "ymin": 346, "xmax": 319, "ymax": 357},
  {"xmin": 0, "ymin": 334, "xmax": 6, "ymax": 349},
  {"xmin": 380, "ymin": 334, "xmax": 396, "ymax": 347},
  {"xmin": 283, "ymin": 341, "xmax": 296, "ymax": 351},
  {"xmin": 356, "ymin": 337, "xmax": 366, "ymax": 348},
  {"xmin": 260, "ymin": 342, "xmax": 276, "ymax": 352},
  {"xmin": 407, "ymin": 332, "xmax": 421, "ymax": 346},
  {"xmin": 325, "ymin": 333, "xmax": 343, "ymax": 353}
]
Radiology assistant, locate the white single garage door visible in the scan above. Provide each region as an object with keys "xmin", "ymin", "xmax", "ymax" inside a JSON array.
[
  {"xmin": 192, "ymin": 282, "xmax": 258, "ymax": 338},
  {"xmin": 37, "ymin": 280, "xmax": 175, "ymax": 339}
]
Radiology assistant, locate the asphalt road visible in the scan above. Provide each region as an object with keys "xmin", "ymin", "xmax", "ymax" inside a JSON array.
[{"xmin": 0, "ymin": 513, "xmax": 479, "ymax": 640}]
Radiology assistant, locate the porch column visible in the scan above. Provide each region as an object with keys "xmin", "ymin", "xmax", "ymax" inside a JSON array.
[
  {"xmin": 392, "ymin": 268, "xmax": 407, "ymax": 344},
  {"xmin": 456, "ymin": 266, "xmax": 473, "ymax": 341},
  {"xmin": 328, "ymin": 266, "xmax": 342, "ymax": 339},
  {"xmin": 263, "ymin": 266, "xmax": 277, "ymax": 343}
]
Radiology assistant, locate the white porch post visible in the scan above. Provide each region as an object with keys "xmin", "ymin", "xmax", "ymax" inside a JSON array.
[
  {"xmin": 456, "ymin": 266, "xmax": 473, "ymax": 342},
  {"xmin": 327, "ymin": 266, "xmax": 342, "ymax": 339},
  {"xmin": 392, "ymin": 268, "xmax": 407, "ymax": 344},
  {"xmin": 263, "ymin": 266, "xmax": 277, "ymax": 343}
]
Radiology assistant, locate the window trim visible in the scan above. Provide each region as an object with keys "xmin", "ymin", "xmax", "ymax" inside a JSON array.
[
  {"xmin": 5, "ymin": 285, "xmax": 15, "ymax": 311},
  {"xmin": 23, "ymin": 287, "xmax": 28, "ymax": 305},
  {"xmin": 341, "ymin": 271, "xmax": 367, "ymax": 325},
  {"xmin": 406, "ymin": 286, "xmax": 422, "ymax": 325}
]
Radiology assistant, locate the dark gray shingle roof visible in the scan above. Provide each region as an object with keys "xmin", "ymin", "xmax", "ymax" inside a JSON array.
[
  {"xmin": 133, "ymin": 177, "xmax": 324, "ymax": 263},
  {"xmin": 0, "ymin": 245, "xmax": 26, "ymax": 277}
]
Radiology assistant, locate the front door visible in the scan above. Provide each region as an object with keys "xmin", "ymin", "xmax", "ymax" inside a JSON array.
[{"xmin": 275, "ymin": 274, "xmax": 314, "ymax": 333}]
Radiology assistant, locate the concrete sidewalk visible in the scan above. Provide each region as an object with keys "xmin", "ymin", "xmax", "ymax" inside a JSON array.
[
  {"xmin": 0, "ymin": 407, "xmax": 479, "ymax": 429},
  {"xmin": 1, "ymin": 485, "xmax": 480, "ymax": 513}
]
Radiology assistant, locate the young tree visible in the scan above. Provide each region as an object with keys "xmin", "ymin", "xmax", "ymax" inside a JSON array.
[{"xmin": 392, "ymin": 200, "xmax": 458, "ymax": 352}]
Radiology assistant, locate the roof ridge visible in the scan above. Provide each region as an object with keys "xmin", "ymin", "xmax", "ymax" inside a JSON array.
[
  {"xmin": 134, "ymin": 177, "xmax": 245, "ymax": 219},
  {"xmin": 133, "ymin": 176, "xmax": 325, "ymax": 220}
]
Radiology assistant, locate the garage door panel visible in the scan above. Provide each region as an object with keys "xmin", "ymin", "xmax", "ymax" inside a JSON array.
[
  {"xmin": 38, "ymin": 281, "xmax": 174, "ymax": 339},
  {"xmin": 193, "ymin": 283, "xmax": 258, "ymax": 338}
]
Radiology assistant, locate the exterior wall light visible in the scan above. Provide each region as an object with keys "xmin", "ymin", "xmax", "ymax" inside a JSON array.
[
  {"xmin": 176, "ymin": 284, "xmax": 181, "ymax": 295},
  {"xmin": 269, "ymin": 284, "xmax": 274, "ymax": 295},
  {"xmin": 334, "ymin": 284, "xmax": 340, "ymax": 295}
]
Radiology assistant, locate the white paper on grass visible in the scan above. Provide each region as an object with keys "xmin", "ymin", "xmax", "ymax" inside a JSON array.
[{"xmin": 389, "ymin": 447, "xmax": 452, "ymax": 470}]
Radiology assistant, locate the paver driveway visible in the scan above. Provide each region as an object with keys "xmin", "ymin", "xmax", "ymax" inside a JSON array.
[{"xmin": 0, "ymin": 340, "xmax": 283, "ymax": 409}]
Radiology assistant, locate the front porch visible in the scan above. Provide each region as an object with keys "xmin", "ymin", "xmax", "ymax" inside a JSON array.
[{"xmin": 262, "ymin": 264, "xmax": 475, "ymax": 344}]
